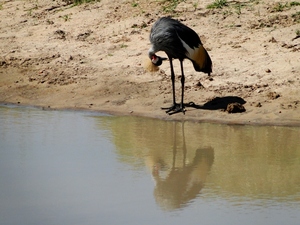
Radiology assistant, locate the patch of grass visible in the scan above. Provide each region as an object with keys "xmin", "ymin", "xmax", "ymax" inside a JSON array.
[
  {"xmin": 25, "ymin": 4, "xmax": 38, "ymax": 16},
  {"xmin": 223, "ymin": 9, "xmax": 233, "ymax": 17},
  {"xmin": 290, "ymin": 1, "xmax": 300, "ymax": 6},
  {"xmin": 294, "ymin": 29, "xmax": 300, "ymax": 41},
  {"xmin": 234, "ymin": 3, "xmax": 243, "ymax": 15},
  {"xmin": 161, "ymin": 0, "xmax": 185, "ymax": 12},
  {"xmin": 292, "ymin": 11, "xmax": 300, "ymax": 22},
  {"xmin": 271, "ymin": 1, "xmax": 300, "ymax": 13},
  {"xmin": 46, "ymin": 19, "xmax": 54, "ymax": 25},
  {"xmin": 207, "ymin": 0, "xmax": 228, "ymax": 9},
  {"xmin": 63, "ymin": 0, "xmax": 100, "ymax": 6},
  {"xmin": 63, "ymin": 14, "xmax": 71, "ymax": 21},
  {"xmin": 131, "ymin": 1, "xmax": 138, "ymax": 7},
  {"xmin": 249, "ymin": 0, "xmax": 260, "ymax": 4},
  {"xmin": 193, "ymin": 2, "xmax": 199, "ymax": 11},
  {"xmin": 272, "ymin": 2, "xmax": 289, "ymax": 12},
  {"xmin": 120, "ymin": 43, "xmax": 128, "ymax": 48},
  {"xmin": 292, "ymin": 11, "xmax": 300, "ymax": 16}
]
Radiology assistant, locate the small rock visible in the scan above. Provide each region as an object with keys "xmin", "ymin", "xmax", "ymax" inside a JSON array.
[
  {"xmin": 195, "ymin": 81, "xmax": 204, "ymax": 88},
  {"xmin": 267, "ymin": 91, "xmax": 280, "ymax": 100},
  {"xmin": 54, "ymin": 29, "xmax": 66, "ymax": 40},
  {"xmin": 269, "ymin": 37, "xmax": 277, "ymax": 43},
  {"xmin": 0, "ymin": 61, "xmax": 7, "ymax": 67},
  {"xmin": 76, "ymin": 30, "xmax": 93, "ymax": 41},
  {"xmin": 226, "ymin": 103, "xmax": 246, "ymax": 113}
]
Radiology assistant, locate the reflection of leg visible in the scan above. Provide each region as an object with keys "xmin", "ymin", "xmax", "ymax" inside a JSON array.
[
  {"xmin": 172, "ymin": 122, "xmax": 177, "ymax": 169},
  {"xmin": 182, "ymin": 121, "xmax": 187, "ymax": 168}
]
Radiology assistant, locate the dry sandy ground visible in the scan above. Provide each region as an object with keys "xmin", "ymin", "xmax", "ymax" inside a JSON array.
[{"xmin": 0, "ymin": 0, "xmax": 300, "ymax": 125}]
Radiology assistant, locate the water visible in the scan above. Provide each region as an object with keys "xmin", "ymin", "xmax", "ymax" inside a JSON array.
[{"xmin": 0, "ymin": 105, "xmax": 300, "ymax": 225}]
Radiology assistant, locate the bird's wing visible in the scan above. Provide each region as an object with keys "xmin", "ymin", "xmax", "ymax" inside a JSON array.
[
  {"xmin": 175, "ymin": 24, "xmax": 202, "ymax": 49},
  {"xmin": 175, "ymin": 23, "xmax": 212, "ymax": 74}
]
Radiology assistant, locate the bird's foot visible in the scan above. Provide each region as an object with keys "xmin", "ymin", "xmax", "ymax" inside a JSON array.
[{"xmin": 161, "ymin": 103, "xmax": 186, "ymax": 115}]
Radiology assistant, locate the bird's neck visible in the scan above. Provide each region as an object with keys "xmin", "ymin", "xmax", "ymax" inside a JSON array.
[{"xmin": 148, "ymin": 47, "xmax": 156, "ymax": 58}]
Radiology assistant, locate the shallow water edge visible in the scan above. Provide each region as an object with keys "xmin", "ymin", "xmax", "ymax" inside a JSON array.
[{"xmin": 1, "ymin": 102, "xmax": 300, "ymax": 127}]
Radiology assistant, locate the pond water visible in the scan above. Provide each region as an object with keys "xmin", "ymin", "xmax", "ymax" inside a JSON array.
[{"xmin": 1, "ymin": 105, "xmax": 300, "ymax": 225}]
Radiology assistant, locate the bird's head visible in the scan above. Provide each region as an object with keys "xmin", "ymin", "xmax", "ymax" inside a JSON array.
[{"xmin": 150, "ymin": 54, "xmax": 167, "ymax": 66}]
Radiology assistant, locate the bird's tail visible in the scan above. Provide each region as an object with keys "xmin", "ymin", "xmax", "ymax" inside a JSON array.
[{"xmin": 190, "ymin": 45, "xmax": 212, "ymax": 75}]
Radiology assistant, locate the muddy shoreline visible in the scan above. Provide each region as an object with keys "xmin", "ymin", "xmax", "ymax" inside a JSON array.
[
  {"xmin": 1, "ymin": 0, "xmax": 299, "ymax": 126},
  {"xmin": 2, "ymin": 101, "xmax": 300, "ymax": 127}
]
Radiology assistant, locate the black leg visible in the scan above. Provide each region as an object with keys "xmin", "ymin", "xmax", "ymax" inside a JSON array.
[
  {"xmin": 170, "ymin": 58, "xmax": 176, "ymax": 106},
  {"xmin": 180, "ymin": 60, "xmax": 185, "ymax": 112},
  {"xmin": 161, "ymin": 59, "xmax": 185, "ymax": 115},
  {"xmin": 162, "ymin": 58, "xmax": 178, "ymax": 112}
]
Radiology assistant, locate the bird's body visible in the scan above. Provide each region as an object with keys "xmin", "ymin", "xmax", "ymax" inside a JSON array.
[{"xmin": 149, "ymin": 17, "xmax": 212, "ymax": 114}]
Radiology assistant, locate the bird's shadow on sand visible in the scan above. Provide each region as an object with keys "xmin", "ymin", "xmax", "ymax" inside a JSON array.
[{"xmin": 184, "ymin": 96, "xmax": 246, "ymax": 111}]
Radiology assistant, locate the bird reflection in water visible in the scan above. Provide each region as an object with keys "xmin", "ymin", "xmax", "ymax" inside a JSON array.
[{"xmin": 149, "ymin": 122, "xmax": 214, "ymax": 211}]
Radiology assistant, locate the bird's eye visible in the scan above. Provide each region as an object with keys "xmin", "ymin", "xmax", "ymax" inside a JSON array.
[{"xmin": 151, "ymin": 55, "xmax": 159, "ymax": 65}]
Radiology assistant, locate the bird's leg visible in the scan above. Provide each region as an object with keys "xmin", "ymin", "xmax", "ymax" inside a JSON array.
[
  {"xmin": 167, "ymin": 61, "xmax": 186, "ymax": 115},
  {"xmin": 161, "ymin": 59, "xmax": 180, "ymax": 114},
  {"xmin": 179, "ymin": 60, "xmax": 185, "ymax": 113},
  {"xmin": 169, "ymin": 61, "xmax": 186, "ymax": 115},
  {"xmin": 161, "ymin": 59, "xmax": 185, "ymax": 115},
  {"xmin": 170, "ymin": 58, "xmax": 176, "ymax": 106}
]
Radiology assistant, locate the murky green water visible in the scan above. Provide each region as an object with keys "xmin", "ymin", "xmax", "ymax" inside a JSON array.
[{"xmin": 1, "ymin": 105, "xmax": 300, "ymax": 225}]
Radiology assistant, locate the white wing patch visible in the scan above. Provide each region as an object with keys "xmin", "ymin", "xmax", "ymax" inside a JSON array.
[{"xmin": 178, "ymin": 36, "xmax": 196, "ymax": 59}]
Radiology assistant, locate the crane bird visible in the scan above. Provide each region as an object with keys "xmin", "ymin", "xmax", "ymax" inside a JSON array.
[{"xmin": 149, "ymin": 17, "xmax": 212, "ymax": 115}]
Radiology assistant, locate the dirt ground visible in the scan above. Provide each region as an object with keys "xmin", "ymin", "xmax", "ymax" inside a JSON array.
[{"xmin": 1, "ymin": 0, "xmax": 300, "ymax": 126}]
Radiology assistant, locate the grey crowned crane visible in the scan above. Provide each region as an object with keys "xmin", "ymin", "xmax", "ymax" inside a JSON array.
[{"xmin": 148, "ymin": 17, "xmax": 212, "ymax": 115}]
